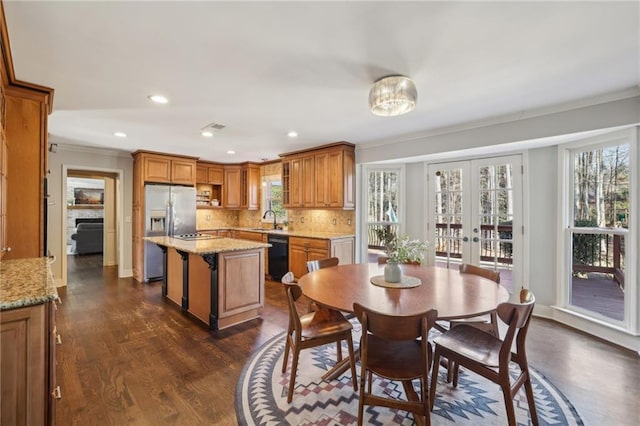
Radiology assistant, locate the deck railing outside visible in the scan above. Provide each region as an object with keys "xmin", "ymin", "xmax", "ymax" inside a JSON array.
[{"xmin": 366, "ymin": 223, "xmax": 625, "ymax": 287}]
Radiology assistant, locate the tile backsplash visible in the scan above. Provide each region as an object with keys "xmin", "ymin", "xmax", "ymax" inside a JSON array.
[{"xmin": 197, "ymin": 207, "xmax": 355, "ymax": 234}]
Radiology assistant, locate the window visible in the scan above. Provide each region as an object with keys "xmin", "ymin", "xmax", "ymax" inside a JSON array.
[
  {"xmin": 560, "ymin": 129, "xmax": 636, "ymax": 331},
  {"xmin": 261, "ymin": 175, "xmax": 286, "ymax": 223}
]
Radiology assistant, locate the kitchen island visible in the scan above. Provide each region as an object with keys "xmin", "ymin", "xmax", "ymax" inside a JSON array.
[{"xmin": 145, "ymin": 236, "xmax": 270, "ymax": 330}]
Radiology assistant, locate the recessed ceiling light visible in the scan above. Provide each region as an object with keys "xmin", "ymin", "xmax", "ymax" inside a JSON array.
[
  {"xmin": 287, "ymin": 131, "xmax": 298, "ymax": 138},
  {"xmin": 148, "ymin": 94, "xmax": 169, "ymax": 104},
  {"xmin": 201, "ymin": 130, "xmax": 214, "ymax": 137},
  {"xmin": 113, "ymin": 131, "xmax": 127, "ymax": 138},
  {"xmin": 227, "ymin": 150, "xmax": 236, "ymax": 155}
]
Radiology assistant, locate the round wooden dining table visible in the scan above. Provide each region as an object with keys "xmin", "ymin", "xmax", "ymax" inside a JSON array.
[{"xmin": 298, "ymin": 263, "xmax": 510, "ymax": 320}]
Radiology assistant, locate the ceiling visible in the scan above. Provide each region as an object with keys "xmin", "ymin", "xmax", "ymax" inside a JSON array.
[{"xmin": 4, "ymin": 1, "xmax": 639, "ymax": 163}]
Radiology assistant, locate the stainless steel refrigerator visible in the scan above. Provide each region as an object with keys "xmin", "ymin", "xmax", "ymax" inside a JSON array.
[{"xmin": 144, "ymin": 184, "xmax": 196, "ymax": 282}]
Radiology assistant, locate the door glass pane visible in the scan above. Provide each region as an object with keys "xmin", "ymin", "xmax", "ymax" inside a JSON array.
[
  {"xmin": 570, "ymin": 143, "xmax": 629, "ymax": 321},
  {"xmin": 477, "ymin": 164, "xmax": 514, "ymax": 292},
  {"xmin": 366, "ymin": 170, "xmax": 400, "ymax": 262},
  {"xmin": 434, "ymin": 168, "xmax": 463, "ymax": 266}
]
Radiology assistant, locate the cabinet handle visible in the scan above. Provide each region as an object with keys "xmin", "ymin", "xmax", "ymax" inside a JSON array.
[
  {"xmin": 1, "ymin": 247, "xmax": 11, "ymax": 252},
  {"xmin": 56, "ymin": 334, "xmax": 62, "ymax": 345},
  {"xmin": 52, "ymin": 386, "xmax": 62, "ymax": 399}
]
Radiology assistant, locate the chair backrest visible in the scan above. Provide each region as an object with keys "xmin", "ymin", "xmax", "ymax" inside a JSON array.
[
  {"xmin": 353, "ymin": 303, "xmax": 438, "ymax": 342},
  {"xmin": 282, "ymin": 271, "xmax": 303, "ymax": 331},
  {"xmin": 306, "ymin": 257, "xmax": 339, "ymax": 272},
  {"xmin": 459, "ymin": 263, "xmax": 500, "ymax": 284},
  {"xmin": 496, "ymin": 289, "xmax": 535, "ymax": 366}
]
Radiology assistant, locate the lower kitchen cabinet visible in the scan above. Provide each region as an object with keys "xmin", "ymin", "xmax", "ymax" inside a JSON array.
[
  {"xmin": 1, "ymin": 299, "xmax": 59, "ymax": 426},
  {"xmin": 289, "ymin": 236, "xmax": 354, "ymax": 279}
]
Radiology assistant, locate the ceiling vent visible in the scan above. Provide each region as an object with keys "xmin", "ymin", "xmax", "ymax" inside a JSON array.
[{"xmin": 202, "ymin": 122, "xmax": 226, "ymax": 131}]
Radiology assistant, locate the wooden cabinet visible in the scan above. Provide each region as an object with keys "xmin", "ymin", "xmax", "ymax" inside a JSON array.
[
  {"xmin": 137, "ymin": 151, "xmax": 197, "ymax": 185},
  {"xmin": 196, "ymin": 162, "xmax": 224, "ymax": 207},
  {"xmin": 223, "ymin": 165, "xmax": 242, "ymax": 209},
  {"xmin": 1, "ymin": 300, "xmax": 59, "ymax": 426},
  {"xmin": 131, "ymin": 151, "xmax": 198, "ymax": 282},
  {"xmin": 241, "ymin": 163, "xmax": 260, "ymax": 210},
  {"xmin": 288, "ymin": 236, "xmax": 355, "ymax": 279},
  {"xmin": 280, "ymin": 142, "xmax": 355, "ymax": 210},
  {"xmin": 223, "ymin": 163, "xmax": 260, "ymax": 210},
  {"xmin": 1, "ymin": 73, "xmax": 53, "ymax": 260}
]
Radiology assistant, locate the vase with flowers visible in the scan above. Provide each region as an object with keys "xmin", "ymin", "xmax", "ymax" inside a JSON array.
[{"xmin": 377, "ymin": 228, "xmax": 430, "ymax": 283}]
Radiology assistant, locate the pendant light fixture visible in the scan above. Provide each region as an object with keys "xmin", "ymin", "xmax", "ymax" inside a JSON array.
[{"xmin": 369, "ymin": 75, "xmax": 417, "ymax": 117}]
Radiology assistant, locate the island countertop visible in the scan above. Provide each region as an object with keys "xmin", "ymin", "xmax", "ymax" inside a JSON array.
[
  {"xmin": 145, "ymin": 236, "xmax": 270, "ymax": 255},
  {"xmin": 0, "ymin": 257, "xmax": 58, "ymax": 310}
]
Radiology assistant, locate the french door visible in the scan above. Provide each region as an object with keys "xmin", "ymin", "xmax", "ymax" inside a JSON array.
[{"xmin": 427, "ymin": 155, "xmax": 523, "ymax": 295}]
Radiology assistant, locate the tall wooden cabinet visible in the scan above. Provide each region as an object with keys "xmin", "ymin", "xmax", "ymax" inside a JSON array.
[
  {"xmin": 1, "ymin": 21, "xmax": 54, "ymax": 259},
  {"xmin": 131, "ymin": 151, "xmax": 198, "ymax": 282},
  {"xmin": 280, "ymin": 142, "xmax": 355, "ymax": 210},
  {"xmin": 223, "ymin": 163, "xmax": 260, "ymax": 210}
]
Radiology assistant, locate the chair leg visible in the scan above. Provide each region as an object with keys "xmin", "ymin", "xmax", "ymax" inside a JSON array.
[
  {"xmin": 501, "ymin": 383, "xmax": 517, "ymax": 426},
  {"xmin": 452, "ymin": 363, "xmax": 460, "ymax": 388},
  {"xmin": 336, "ymin": 340, "xmax": 343, "ymax": 361},
  {"xmin": 281, "ymin": 337, "xmax": 291, "ymax": 373},
  {"xmin": 357, "ymin": 367, "xmax": 367, "ymax": 426},
  {"xmin": 346, "ymin": 333, "xmax": 358, "ymax": 392},
  {"xmin": 523, "ymin": 373, "xmax": 539, "ymax": 426},
  {"xmin": 429, "ymin": 349, "xmax": 441, "ymax": 411},
  {"xmin": 287, "ymin": 349, "xmax": 300, "ymax": 403}
]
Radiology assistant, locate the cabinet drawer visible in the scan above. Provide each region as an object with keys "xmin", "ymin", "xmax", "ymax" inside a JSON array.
[{"xmin": 289, "ymin": 236, "xmax": 328, "ymax": 250}]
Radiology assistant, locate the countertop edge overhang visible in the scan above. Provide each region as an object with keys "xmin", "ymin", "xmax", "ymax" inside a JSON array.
[
  {"xmin": 0, "ymin": 257, "xmax": 58, "ymax": 310},
  {"xmin": 197, "ymin": 228, "xmax": 355, "ymax": 240},
  {"xmin": 144, "ymin": 236, "xmax": 271, "ymax": 255}
]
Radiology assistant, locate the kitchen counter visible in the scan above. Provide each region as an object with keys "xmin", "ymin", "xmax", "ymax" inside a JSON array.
[
  {"xmin": 198, "ymin": 227, "xmax": 355, "ymax": 240},
  {"xmin": 145, "ymin": 236, "xmax": 267, "ymax": 331},
  {"xmin": 144, "ymin": 236, "xmax": 270, "ymax": 254},
  {"xmin": 0, "ymin": 257, "xmax": 58, "ymax": 310}
]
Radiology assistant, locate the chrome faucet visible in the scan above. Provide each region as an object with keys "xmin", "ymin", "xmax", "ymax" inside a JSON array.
[{"xmin": 263, "ymin": 209, "xmax": 278, "ymax": 229}]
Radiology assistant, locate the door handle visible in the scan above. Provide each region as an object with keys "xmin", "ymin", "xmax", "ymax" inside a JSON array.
[
  {"xmin": 472, "ymin": 237, "xmax": 479, "ymax": 242},
  {"xmin": 462, "ymin": 237, "xmax": 469, "ymax": 242}
]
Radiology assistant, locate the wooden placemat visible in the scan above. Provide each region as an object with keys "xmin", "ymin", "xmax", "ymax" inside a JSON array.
[{"xmin": 370, "ymin": 275, "xmax": 422, "ymax": 288}]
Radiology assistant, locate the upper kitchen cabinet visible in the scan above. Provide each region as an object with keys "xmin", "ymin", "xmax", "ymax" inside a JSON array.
[
  {"xmin": 223, "ymin": 163, "xmax": 260, "ymax": 210},
  {"xmin": 280, "ymin": 142, "xmax": 355, "ymax": 210},
  {"xmin": 134, "ymin": 151, "xmax": 197, "ymax": 186},
  {"xmin": 196, "ymin": 162, "xmax": 224, "ymax": 207},
  {"xmin": 1, "ymin": 11, "xmax": 54, "ymax": 259},
  {"xmin": 241, "ymin": 163, "xmax": 260, "ymax": 210}
]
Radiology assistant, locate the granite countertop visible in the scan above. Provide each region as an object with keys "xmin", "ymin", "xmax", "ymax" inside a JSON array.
[
  {"xmin": 0, "ymin": 257, "xmax": 58, "ymax": 310},
  {"xmin": 145, "ymin": 236, "xmax": 271, "ymax": 255},
  {"xmin": 199, "ymin": 227, "xmax": 355, "ymax": 240}
]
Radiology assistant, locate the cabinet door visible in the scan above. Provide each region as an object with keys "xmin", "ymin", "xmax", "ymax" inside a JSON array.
[
  {"xmin": 288, "ymin": 157, "xmax": 302, "ymax": 207},
  {"xmin": 342, "ymin": 149, "xmax": 356, "ymax": 209},
  {"xmin": 208, "ymin": 166, "xmax": 223, "ymax": 185},
  {"xmin": 330, "ymin": 237, "xmax": 354, "ymax": 265},
  {"xmin": 143, "ymin": 156, "xmax": 172, "ymax": 183},
  {"xmin": 171, "ymin": 159, "xmax": 196, "ymax": 185},
  {"xmin": 289, "ymin": 243, "xmax": 309, "ymax": 279},
  {"xmin": 326, "ymin": 150, "xmax": 345, "ymax": 207},
  {"xmin": 315, "ymin": 153, "xmax": 329, "ymax": 207},
  {"xmin": 224, "ymin": 166, "xmax": 242, "ymax": 209},
  {"xmin": 243, "ymin": 165, "xmax": 260, "ymax": 210},
  {"xmin": 0, "ymin": 132, "xmax": 6, "ymax": 259},
  {"xmin": 1, "ymin": 304, "xmax": 46, "ymax": 426},
  {"xmin": 196, "ymin": 166, "xmax": 208, "ymax": 183},
  {"xmin": 301, "ymin": 155, "xmax": 315, "ymax": 207}
]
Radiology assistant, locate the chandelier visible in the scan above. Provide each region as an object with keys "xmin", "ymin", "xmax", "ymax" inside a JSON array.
[{"xmin": 369, "ymin": 75, "xmax": 417, "ymax": 117}]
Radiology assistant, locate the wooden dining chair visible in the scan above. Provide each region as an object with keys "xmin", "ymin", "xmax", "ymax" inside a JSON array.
[
  {"xmin": 353, "ymin": 302, "xmax": 438, "ymax": 426},
  {"xmin": 430, "ymin": 289, "xmax": 538, "ymax": 426},
  {"xmin": 306, "ymin": 256, "xmax": 339, "ymax": 271},
  {"xmin": 281, "ymin": 272, "xmax": 358, "ymax": 403}
]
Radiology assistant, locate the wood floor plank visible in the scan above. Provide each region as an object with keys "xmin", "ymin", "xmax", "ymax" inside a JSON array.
[{"xmin": 56, "ymin": 254, "xmax": 640, "ymax": 425}]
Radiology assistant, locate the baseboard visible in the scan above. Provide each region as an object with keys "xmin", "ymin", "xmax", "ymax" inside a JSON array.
[
  {"xmin": 54, "ymin": 277, "xmax": 67, "ymax": 288},
  {"xmin": 121, "ymin": 268, "xmax": 133, "ymax": 278}
]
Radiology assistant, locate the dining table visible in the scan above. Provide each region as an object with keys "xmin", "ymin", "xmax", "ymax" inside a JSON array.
[
  {"xmin": 297, "ymin": 262, "xmax": 510, "ymax": 425},
  {"xmin": 298, "ymin": 263, "xmax": 510, "ymax": 319}
]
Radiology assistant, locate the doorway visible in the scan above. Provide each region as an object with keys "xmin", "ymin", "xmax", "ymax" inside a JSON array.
[
  {"xmin": 63, "ymin": 168, "xmax": 121, "ymax": 286},
  {"xmin": 426, "ymin": 155, "xmax": 524, "ymax": 295}
]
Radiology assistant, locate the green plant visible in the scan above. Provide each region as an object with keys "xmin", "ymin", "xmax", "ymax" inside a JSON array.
[{"xmin": 384, "ymin": 234, "xmax": 430, "ymax": 264}]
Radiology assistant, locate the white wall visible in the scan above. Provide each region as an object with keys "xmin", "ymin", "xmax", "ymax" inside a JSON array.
[{"xmin": 47, "ymin": 143, "xmax": 133, "ymax": 286}]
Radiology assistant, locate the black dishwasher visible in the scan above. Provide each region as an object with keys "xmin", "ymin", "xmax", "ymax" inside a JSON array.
[{"xmin": 267, "ymin": 235, "xmax": 289, "ymax": 281}]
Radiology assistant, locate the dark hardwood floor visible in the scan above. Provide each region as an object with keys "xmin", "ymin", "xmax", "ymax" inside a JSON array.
[{"xmin": 58, "ymin": 255, "xmax": 639, "ymax": 425}]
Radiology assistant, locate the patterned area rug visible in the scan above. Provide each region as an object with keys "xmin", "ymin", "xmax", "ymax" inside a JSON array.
[{"xmin": 236, "ymin": 324, "xmax": 584, "ymax": 425}]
